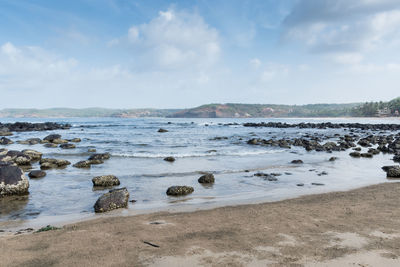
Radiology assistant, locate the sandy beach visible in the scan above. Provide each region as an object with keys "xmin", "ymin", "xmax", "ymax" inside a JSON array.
[{"xmin": 1, "ymin": 182, "xmax": 400, "ymax": 266}]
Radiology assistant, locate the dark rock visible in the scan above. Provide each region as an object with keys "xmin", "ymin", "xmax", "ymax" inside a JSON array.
[
  {"xmin": 349, "ymin": 152, "xmax": 361, "ymax": 158},
  {"xmin": 88, "ymin": 153, "xmax": 111, "ymax": 161},
  {"xmin": 0, "ymin": 165, "xmax": 29, "ymax": 196},
  {"xmin": 329, "ymin": 157, "xmax": 338, "ymax": 161},
  {"xmin": 163, "ymin": 157, "xmax": 175, "ymax": 162},
  {"xmin": 44, "ymin": 143, "xmax": 58, "ymax": 148},
  {"xmin": 92, "ymin": 175, "xmax": 120, "ymax": 187},
  {"xmin": 291, "ymin": 160, "xmax": 303, "ymax": 164},
  {"xmin": 94, "ymin": 188, "xmax": 129, "ymax": 213},
  {"xmin": 43, "ymin": 134, "xmax": 61, "ymax": 142},
  {"xmin": 297, "ymin": 183, "xmax": 304, "ymax": 186},
  {"xmin": 69, "ymin": 138, "xmax": 81, "ymax": 142},
  {"xmin": 40, "ymin": 158, "xmax": 70, "ymax": 169},
  {"xmin": 382, "ymin": 165, "xmax": 400, "ymax": 178},
  {"xmin": 89, "ymin": 159, "xmax": 104, "ymax": 165},
  {"xmin": 28, "ymin": 170, "xmax": 46, "ymax": 179},
  {"xmin": 0, "ymin": 137, "xmax": 13, "ymax": 145},
  {"xmin": 311, "ymin": 183, "xmax": 325, "ymax": 186},
  {"xmin": 198, "ymin": 173, "xmax": 215, "ymax": 184},
  {"xmin": 166, "ymin": 186, "xmax": 194, "ymax": 196},
  {"xmin": 59, "ymin": 143, "xmax": 76, "ymax": 149},
  {"xmin": 73, "ymin": 160, "xmax": 92, "ymax": 168},
  {"xmin": 158, "ymin": 128, "xmax": 168, "ymax": 133},
  {"xmin": 360, "ymin": 153, "xmax": 373, "ymax": 158},
  {"xmin": 0, "ymin": 122, "xmax": 70, "ymax": 132},
  {"xmin": 21, "ymin": 149, "xmax": 42, "ymax": 161}
]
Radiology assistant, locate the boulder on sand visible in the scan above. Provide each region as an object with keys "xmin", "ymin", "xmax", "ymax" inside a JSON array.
[
  {"xmin": 92, "ymin": 175, "xmax": 120, "ymax": 187},
  {"xmin": 94, "ymin": 188, "xmax": 129, "ymax": 213},
  {"xmin": 0, "ymin": 165, "xmax": 29, "ymax": 196},
  {"xmin": 166, "ymin": 186, "xmax": 194, "ymax": 196}
]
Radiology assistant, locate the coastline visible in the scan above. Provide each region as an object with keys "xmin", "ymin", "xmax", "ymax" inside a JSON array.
[{"xmin": 2, "ymin": 182, "xmax": 400, "ymax": 266}]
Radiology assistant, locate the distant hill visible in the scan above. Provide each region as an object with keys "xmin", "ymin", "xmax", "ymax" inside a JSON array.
[
  {"xmin": 0, "ymin": 108, "xmax": 179, "ymax": 118},
  {"xmin": 168, "ymin": 103, "xmax": 361, "ymax": 118},
  {"xmin": 1, "ymin": 98, "xmax": 399, "ymax": 118}
]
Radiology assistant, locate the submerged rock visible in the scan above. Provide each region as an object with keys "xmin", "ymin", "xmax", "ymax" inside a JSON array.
[
  {"xmin": 0, "ymin": 137, "xmax": 13, "ymax": 145},
  {"xmin": 69, "ymin": 138, "xmax": 81, "ymax": 143},
  {"xmin": 166, "ymin": 186, "xmax": 194, "ymax": 196},
  {"xmin": 40, "ymin": 158, "xmax": 70, "ymax": 169},
  {"xmin": 94, "ymin": 188, "xmax": 129, "ymax": 213},
  {"xmin": 291, "ymin": 160, "xmax": 303, "ymax": 164},
  {"xmin": 28, "ymin": 170, "xmax": 46, "ymax": 179},
  {"xmin": 92, "ymin": 175, "xmax": 120, "ymax": 187},
  {"xmin": 73, "ymin": 160, "xmax": 92, "ymax": 168},
  {"xmin": 0, "ymin": 165, "xmax": 29, "ymax": 196},
  {"xmin": 59, "ymin": 143, "xmax": 76, "ymax": 149},
  {"xmin": 88, "ymin": 153, "xmax": 110, "ymax": 161},
  {"xmin": 198, "ymin": 173, "xmax": 215, "ymax": 184},
  {"xmin": 163, "ymin": 157, "xmax": 175, "ymax": 162}
]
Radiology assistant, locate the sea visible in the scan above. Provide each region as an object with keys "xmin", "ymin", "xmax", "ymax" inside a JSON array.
[{"xmin": 0, "ymin": 117, "xmax": 399, "ymax": 229}]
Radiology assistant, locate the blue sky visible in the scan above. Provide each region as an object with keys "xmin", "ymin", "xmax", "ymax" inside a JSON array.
[{"xmin": 1, "ymin": 0, "xmax": 400, "ymax": 108}]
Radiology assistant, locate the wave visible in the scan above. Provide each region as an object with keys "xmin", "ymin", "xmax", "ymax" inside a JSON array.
[{"xmin": 112, "ymin": 149, "xmax": 283, "ymax": 159}]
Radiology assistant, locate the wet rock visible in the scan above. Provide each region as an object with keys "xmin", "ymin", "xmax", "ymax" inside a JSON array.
[
  {"xmin": 0, "ymin": 137, "xmax": 13, "ymax": 145},
  {"xmin": 89, "ymin": 159, "xmax": 104, "ymax": 165},
  {"xmin": 368, "ymin": 148, "xmax": 380, "ymax": 155},
  {"xmin": 73, "ymin": 160, "xmax": 92, "ymax": 168},
  {"xmin": 329, "ymin": 157, "xmax": 338, "ymax": 161},
  {"xmin": 0, "ymin": 131, "xmax": 12, "ymax": 136},
  {"xmin": 28, "ymin": 170, "xmax": 46, "ymax": 179},
  {"xmin": 59, "ymin": 143, "xmax": 76, "ymax": 149},
  {"xmin": 349, "ymin": 152, "xmax": 361, "ymax": 158},
  {"xmin": 0, "ymin": 122, "xmax": 70, "ymax": 132},
  {"xmin": 158, "ymin": 128, "xmax": 168, "ymax": 133},
  {"xmin": 0, "ymin": 151, "xmax": 32, "ymax": 166},
  {"xmin": 198, "ymin": 173, "xmax": 215, "ymax": 184},
  {"xmin": 88, "ymin": 153, "xmax": 111, "ymax": 161},
  {"xmin": 43, "ymin": 134, "xmax": 61, "ymax": 142},
  {"xmin": 44, "ymin": 143, "xmax": 58, "ymax": 148},
  {"xmin": 40, "ymin": 158, "xmax": 70, "ymax": 169},
  {"xmin": 94, "ymin": 187, "xmax": 129, "ymax": 213},
  {"xmin": 318, "ymin": 171, "xmax": 328, "ymax": 176},
  {"xmin": 0, "ymin": 149, "xmax": 7, "ymax": 156},
  {"xmin": 382, "ymin": 165, "xmax": 400, "ymax": 178},
  {"xmin": 291, "ymin": 160, "xmax": 303, "ymax": 164},
  {"xmin": 360, "ymin": 153, "xmax": 373, "ymax": 158},
  {"xmin": 21, "ymin": 149, "xmax": 42, "ymax": 161},
  {"xmin": 92, "ymin": 175, "xmax": 120, "ymax": 187},
  {"xmin": 353, "ymin": 147, "xmax": 362, "ymax": 151},
  {"xmin": 166, "ymin": 186, "xmax": 194, "ymax": 196},
  {"xmin": 393, "ymin": 155, "xmax": 400, "ymax": 162},
  {"xmin": 311, "ymin": 183, "xmax": 325, "ymax": 186},
  {"xmin": 17, "ymin": 138, "xmax": 41, "ymax": 145},
  {"xmin": 51, "ymin": 138, "xmax": 68, "ymax": 144},
  {"xmin": 163, "ymin": 157, "xmax": 175, "ymax": 162},
  {"xmin": 0, "ymin": 165, "xmax": 29, "ymax": 197},
  {"xmin": 88, "ymin": 148, "xmax": 96, "ymax": 152},
  {"xmin": 297, "ymin": 183, "xmax": 304, "ymax": 186},
  {"xmin": 69, "ymin": 138, "xmax": 81, "ymax": 142}
]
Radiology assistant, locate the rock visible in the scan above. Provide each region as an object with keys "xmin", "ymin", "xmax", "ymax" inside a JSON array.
[
  {"xmin": 297, "ymin": 183, "xmax": 304, "ymax": 186},
  {"xmin": 51, "ymin": 138, "xmax": 68, "ymax": 144},
  {"xmin": 311, "ymin": 183, "xmax": 325, "ymax": 186},
  {"xmin": 158, "ymin": 128, "xmax": 168, "ymax": 133},
  {"xmin": 40, "ymin": 158, "xmax": 70, "ymax": 169},
  {"xmin": 166, "ymin": 186, "xmax": 194, "ymax": 196},
  {"xmin": 88, "ymin": 153, "xmax": 111, "ymax": 161},
  {"xmin": 198, "ymin": 173, "xmax": 215, "ymax": 184},
  {"xmin": 73, "ymin": 160, "xmax": 92, "ymax": 168},
  {"xmin": 43, "ymin": 134, "xmax": 61, "ymax": 142},
  {"xmin": 94, "ymin": 188, "xmax": 129, "ymax": 213},
  {"xmin": 18, "ymin": 138, "xmax": 41, "ymax": 145},
  {"xmin": 0, "ymin": 165, "xmax": 29, "ymax": 196},
  {"xmin": 59, "ymin": 143, "xmax": 76, "ymax": 149},
  {"xmin": 329, "ymin": 157, "xmax": 338, "ymax": 161},
  {"xmin": 382, "ymin": 165, "xmax": 400, "ymax": 178},
  {"xmin": 360, "ymin": 153, "xmax": 373, "ymax": 158},
  {"xmin": 88, "ymin": 148, "xmax": 96, "ymax": 152},
  {"xmin": 163, "ymin": 157, "xmax": 175, "ymax": 162},
  {"xmin": 44, "ymin": 143, "xmax": 58, "ymax": 148},
  {"xmin": 349, "ymin": 152, "xmax": 361, "ymax": 158},
  {"xmin": 92, "ymin": 175, "xmax": 120, "ymax": 187},
  {"xmin": 393, "ymin": 155, "xmax": 400, "ymax": 162},
  {"xmin": 69, "ymin": 138, "xmax": 81, "ymax": 142},
  {"xmin": 0, "ymin": 122, "xmax": 70, "ymax": 132},
  {"xmin": 21, "ymin": 149, "xmax": 42, "ymax": 161},
  {"xmin": 28, "ymin": 170, "xmax": 46, "ymax": 179},
  {"xmin": 89, "ymin": 159, "xmax": 104, "ymax": 165},
  {"xmin": 0, "ymin": 149, "xmax": 7, "ymax": 156},
  {"xmin": 291, "ymin": 160, "xmax": 303, "ymax": 164},
  {"xmin": 0, "ymin": 131, "xmax": 12, "ymax": 136},
  {"xmin": 0, "ymin": 137, "xmax": 13, "ymax": 145},
  {"xmin": 353, "ymin": 147, "xmax": 362, "ymax": 151},
  {"xmin": 0, "ymin": 151, "xmax": 32, "ymax": 166}
]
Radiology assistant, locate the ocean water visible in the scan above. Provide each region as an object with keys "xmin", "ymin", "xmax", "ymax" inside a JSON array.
[{"xmin": 0, "ymin": 117, "xmax": 399, "ymax": 228}]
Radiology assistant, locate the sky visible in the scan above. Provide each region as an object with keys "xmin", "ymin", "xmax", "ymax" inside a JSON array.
[{"xmin": 1, "ymin": 0, "xmax": 400, "ymax": 108}]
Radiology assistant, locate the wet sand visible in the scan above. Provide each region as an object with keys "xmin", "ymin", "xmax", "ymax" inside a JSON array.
[{"xmin": 1, "ymin": 182, "xmax": 400, "ymax": 266}]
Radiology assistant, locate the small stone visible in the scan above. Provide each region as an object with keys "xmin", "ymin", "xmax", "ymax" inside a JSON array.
[
  {"xmin": 163, "ymin": 157, "xmax": 175, "ymax": 162},
  {"xmin": 28, "ymin": 170, "xmax": 46, "ymax": 179},
  {"xmin": 291, "ymin": 159, "xmax": 303, "ymax": 164},
  {"xmin": 166, "ymin": 186, "xmax": 194, "ymax": 196},
  {"xmin": 158, "ymin": 128, "xmax": 168, "ymax": 133},
  {"xmin": 198, "ymin": 173, "xmax": 215, "ymax": 184}
]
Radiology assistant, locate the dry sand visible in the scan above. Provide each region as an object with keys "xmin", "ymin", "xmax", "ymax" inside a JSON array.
[{"xmin": 1, "ymin": 182, "xmax": 400, "ymax": 266}]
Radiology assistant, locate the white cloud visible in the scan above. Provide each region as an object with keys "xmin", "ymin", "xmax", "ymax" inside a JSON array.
[
  {"xmin": 124, "ymin": 9, "xmax": 220, "ymax": 70},
  {"xmin": 249, "ymin": 58, "xmax": 261, "ymax": 69}
]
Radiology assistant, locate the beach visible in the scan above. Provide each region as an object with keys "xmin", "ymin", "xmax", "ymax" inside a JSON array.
[{"xmin": 1, "ymin": 182, "xmax": 400, "ymax": 266}]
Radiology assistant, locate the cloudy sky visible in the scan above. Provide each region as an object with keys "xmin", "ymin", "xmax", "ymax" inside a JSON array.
[{"xmin": 1, "ymin": 0, "xmax": 400, "ymax": 108}]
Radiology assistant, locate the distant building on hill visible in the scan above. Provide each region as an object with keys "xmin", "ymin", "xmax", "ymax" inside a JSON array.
[
  {"xmin": 376, "ymin": 107, "xmax": 391, "ymax": 117},
  {"xmin": 395, "ymin": 110, "xmax": 399, "ymax": 116}
]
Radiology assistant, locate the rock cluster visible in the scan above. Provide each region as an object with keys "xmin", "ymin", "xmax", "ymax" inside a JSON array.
[{"xmin": 0, "ymin": 122, "xmax": 70, "ymax": 132}]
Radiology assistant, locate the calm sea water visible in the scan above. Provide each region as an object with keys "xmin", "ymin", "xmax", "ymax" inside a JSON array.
[{"xmin": 0, "ymin": 117, "xmax": 399, "ymax": 228}]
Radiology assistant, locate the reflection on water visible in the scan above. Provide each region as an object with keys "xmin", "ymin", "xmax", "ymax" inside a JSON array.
[{"xmin": 0, "ymin": 117, "xmax": 399, "ymax": 226}]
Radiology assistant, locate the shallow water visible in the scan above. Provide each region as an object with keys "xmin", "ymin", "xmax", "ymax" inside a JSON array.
[{"xmin": 0, "ymin": 117, "xmax": 399, "ymax": 228}]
